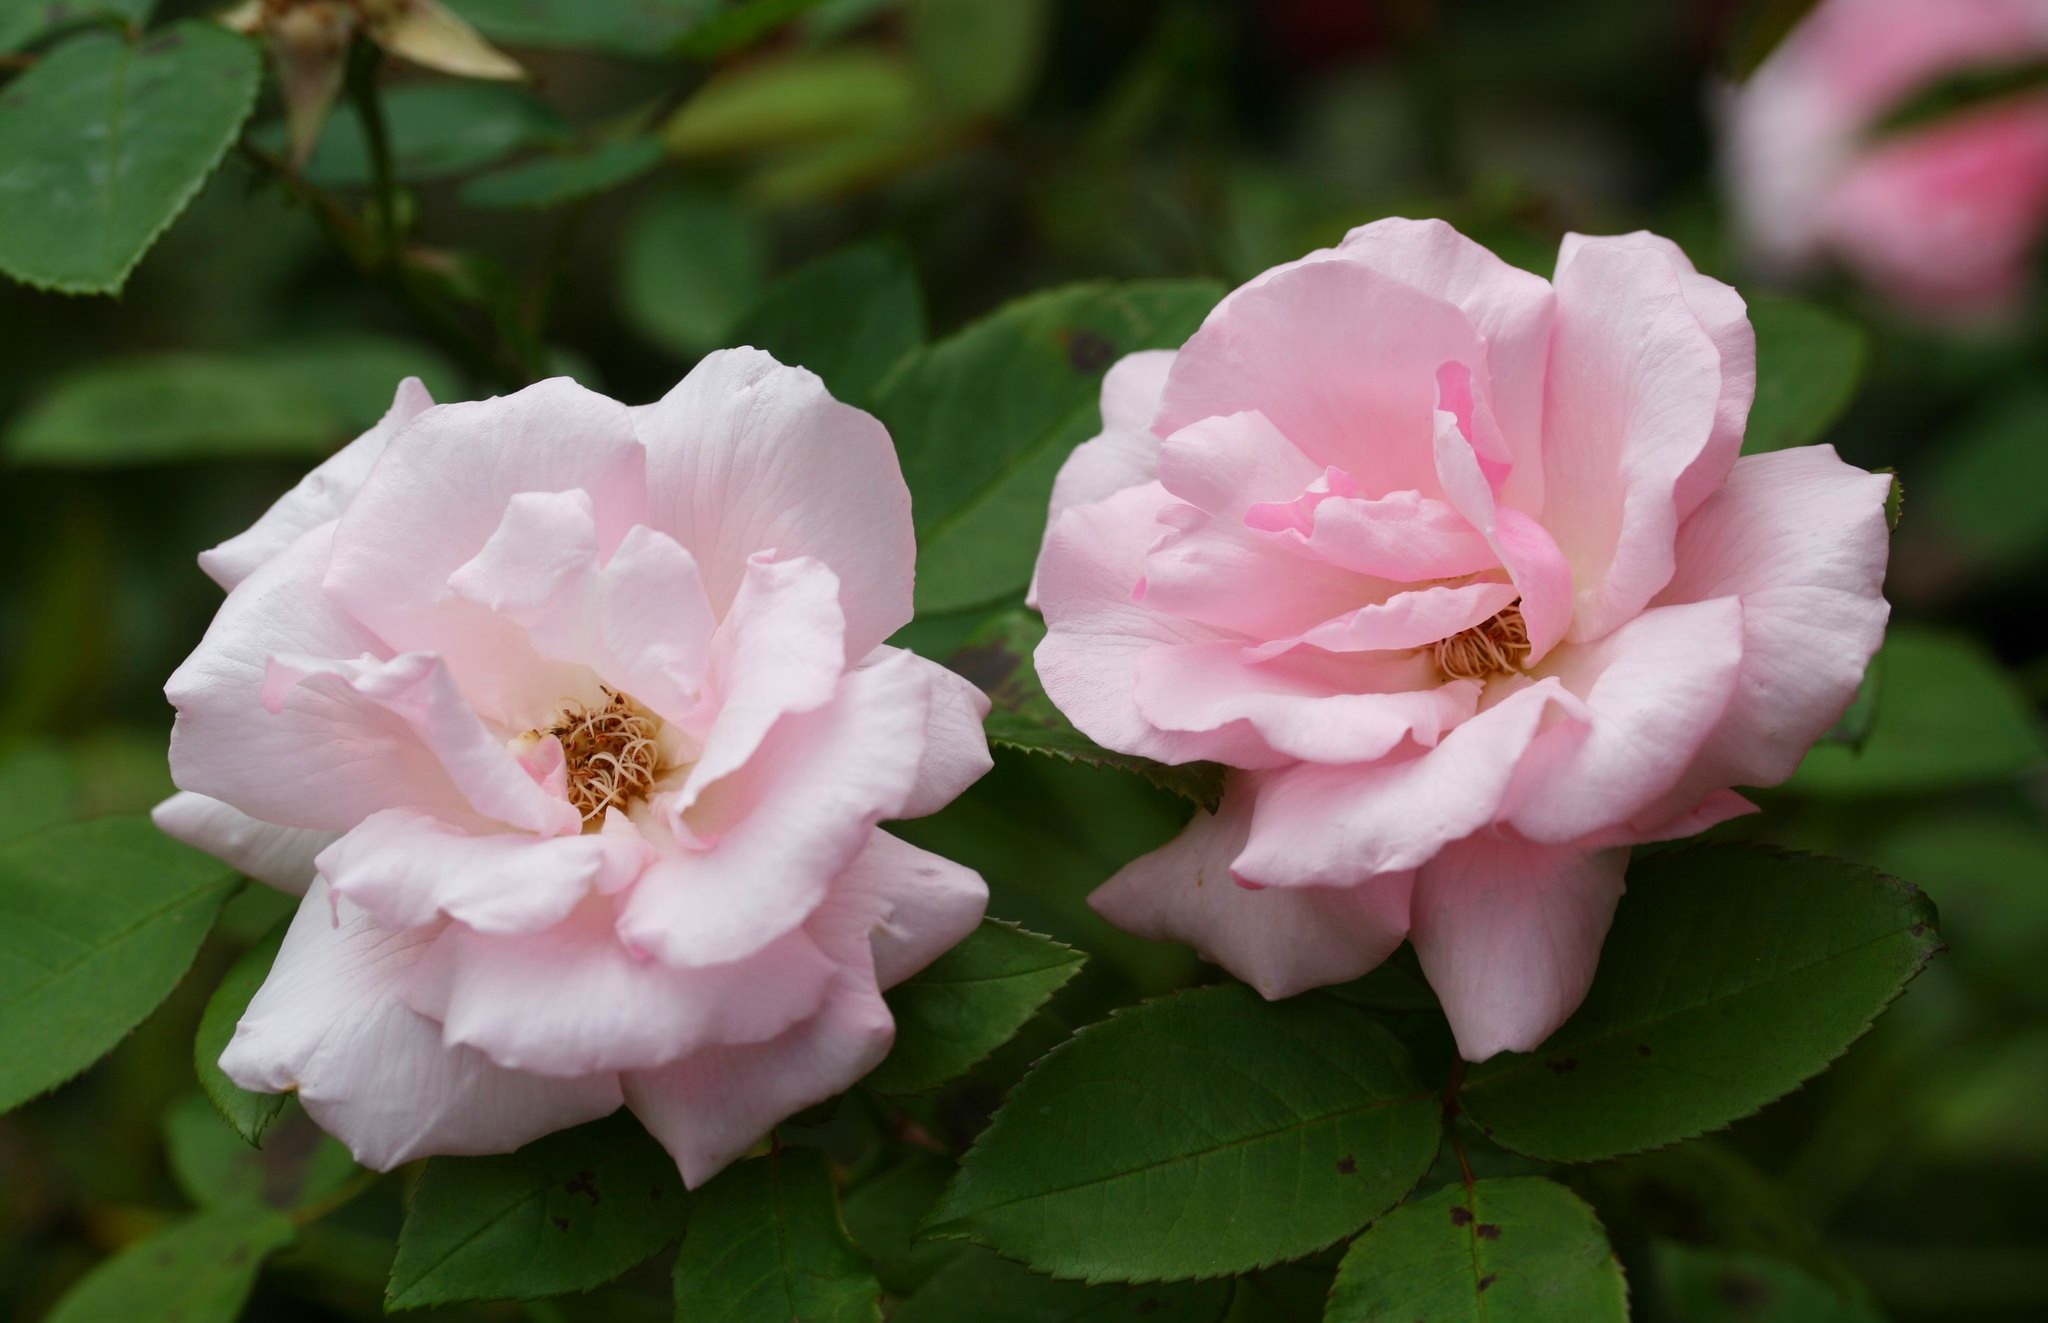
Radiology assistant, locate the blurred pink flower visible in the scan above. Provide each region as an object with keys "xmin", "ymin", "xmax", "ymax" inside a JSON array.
[
  {"xmin": 1032, "ymin": 220, "xmax": 1892, "ymax": 1061},
  {"xmin": 1722, "ymin": 0, "xmax": 2048, "ymax": 318},
  {"xmin": 155, "ymin": 353, "xmax": 991, "ymax": 1184}
]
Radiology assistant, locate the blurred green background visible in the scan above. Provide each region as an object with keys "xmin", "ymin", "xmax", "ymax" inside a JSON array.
[{"xmin": 3, "ymin": 1, "xmax": 2046, "ymax": 1320}]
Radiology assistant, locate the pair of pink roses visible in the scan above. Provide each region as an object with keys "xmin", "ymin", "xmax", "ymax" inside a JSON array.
[{"xmin": 159, "ymin": 220, "xmax": 1890, "ymax": 1185}]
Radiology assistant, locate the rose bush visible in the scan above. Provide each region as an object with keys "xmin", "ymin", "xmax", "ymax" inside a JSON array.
[
  {"xmin": 1032, "ymin": 219, "xmax": 1893, "ymax": 1061},
  {"xmin": 1722, "ymin": 0, "xmax": 2048, "ymax": 318},
  {"xmin": 153, "ymin": 350, "xmax": 993, "ymax": 1184}
]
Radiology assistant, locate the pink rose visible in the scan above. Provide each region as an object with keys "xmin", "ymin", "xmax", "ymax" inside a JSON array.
[
  {"xmin": 1032, "ymin": 220, "xmax": 1892, "ymax": 1061},
  {"xmin": 1722, "ymin": 0, "xmax": 2048, "ymax": 318},
  {"xmin": 154, "ymin": 352, "xmax": 992, "ymax": 1184}
]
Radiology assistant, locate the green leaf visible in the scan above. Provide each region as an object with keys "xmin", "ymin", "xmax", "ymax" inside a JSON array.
[
  {"xmin": 945, "ymin": 609, "xmax": 1226, "ymax": 807},
  {"xmin": 671, "ymin": 1146, "xmax": 881, "ymax": 1323},
  {"xmin": 1650, "ymin": 1241, "xmax": 1884, "ymax": 1322},
  {"xmin": 926, "ymin": 983, "xmax": 1441, "ymax": 1283},
  {"xmin": 459, "ymin": 136, "xmax": 663, "ymax": 210},
  {"xmin": 1742, "ymin": 294, "xmax": 1868, "ymax": 455},
  {"xmin": 6, "ymin": 334, "xmax": 461, "ymax": 466},
  {"xmin": 0, "ymin": 0, "xmax": 154, "ymax": 54},
  {"xmin": 662, "ymin": 48, "xmax": 920, "ymax": 157},
  {"xmin": 164, "ymin": 1091, "xmax": 358, "ymax": 1212},
  {"xmin": 1788, "ymin": 626, "xmax": 2046, "ymax": 795},
  {"xmin": 1722, "ymin": 0, "xmax": 1825, "ymax": 80},
  {"xmin": 617, "ymin": 184, "xmax": 767, "ymax": 357},
  {"xmin": 840, "ymin": 1154, "xmax": 960, "ymax": 1296},
  {"xmin": 449, "ymin": 0, "xmax": 821, "ymax": 59},
  {"xmin": 675, "ymin": 0, "xmax": 833, "ymax": 59},
  {"xmin": 907, "ymin": 0, "xmax": 1050, "ymax": 117},
  {"xmin": 867, "ymin": 918, "xmax": 1084, "ymax": 1094},
  {"xmin": 0, "ymin": 22, "xmax": 260, "ymax": 294},
  {"xmin": 1869, "ymin": 813, "xmax": 2048, "ymax": 1011},
  {"xmin": 1916, "ymin": 387, "xmax": 2048, "ymax": 581},
  {"xmin": 43, "ymin": 1207, "xmax": 297, "ymax": 1323},
  {"xmin": 874, "ymin": 280, "xmax": 1222, "ymax": 614},
  {"xmin": 194, "ymin": 917, "xmax": 290, "ymax": 1146},
  {"xmin": 387, "ymin": 1111, "xmax": 690, "ymax": 1308},
  {"xmin": 280, "ymin": 82, "xmax": 570, "ymax": 186},
  {"xmin": 1459, "ymin": 845, "xmax": 1942, "ymax": 1163},
  {"xmin": 730, "ymin": 241, "xmax": 926, "ymax": 405},
  {"xmin": 0, "ymin": 817, "xmax": 238, "ymax": 1112},
  {"xmin": 894, "ymin": 1246, "xmax": 1233, "ymax": 1323},
  {"xmin": 0, "ymin": 743, "xmax": 79, "ymax": 843},
  {"xmin": 1566, "ymin": 1141, "xmax": 1861, "ymax": 1296},
  {"xmin": 1326, "ymin": 1178, "xmax": 1629, "ymax": 1322}
]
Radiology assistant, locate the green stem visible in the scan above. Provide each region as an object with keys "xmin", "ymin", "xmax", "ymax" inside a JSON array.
[{"xmin": 344, "ymin": 41, "xmax": 400, "ymax": 267}]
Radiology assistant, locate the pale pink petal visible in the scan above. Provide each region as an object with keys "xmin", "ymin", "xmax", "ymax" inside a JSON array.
[
  {"xmin": 219, "ymin": 881, "xmax": 622, "ymax": 1170},
  {"xmin": 1133, "ymin": 642, "xmax": 1479, "ymax": 766},
  {"xmin": 832, "ymin": 828, "xmax": 989, "ymax": 989},
  {"xmin": 866, "ymin": 647, "xmax": 992, "ymax": 820},
  {"xmin": 1431, "ymin": 406, "xmax": 1575, "ymax": 660},
  {"xmin": 668, "ymin": 554, "xmax": 845, "ymax": 819},
  {"xmin": 404, "ymin": 896, "xmax": 837, "ymax": 1077},
  {"xmin": 1032, "ymin": 350, "xmax": 1179, "ymax": 605},
  {"xmin": 625, "ymin": 855, "xmax": 903, "ymax": 1187},
  {"xmin": 316, "ymin": 809, "xmax": 652, "ymax": 936},
  {"xmin": 639, "ymin": 348, "xmax": 913, "ymax": 659},
  {"xmin": 1034, "ymin": 483, "xmax": 1288, "ymax": 768},
  {"xmin": 1233, "ymin": 679, "xmax": 1585, "ymax": 887},
  {"xmin": 1156, "ymin": 409, "xmax": 1326, "ymax": 519},
  {"xmin": 1333, "ymin": 218, "xmax": 1557, "ymax": 509},
  {"xmin": 1246, "ymin": 580, "xmax": 1519, "ymax": 659},
  {"xmin": 324, "ymin": 378, "xmax": 649, "ymax": 726},
  {"xmin": 200, "ymin": 378, "xmax": 434, "ymax": 591},
  {"xmin": 1556, "ymin": 232, "xmax": 1754, "ymax": 520},
  {"xmin": 1539, "ymin": 239, "xmax": 1729, "ymax": 641},
  {"xmin": 1645, "ymin": 446, "xmax": 1892, "ymax": 810},
  {"xmin": 263, "ymin": 651, "xmax": 580, "ymax": 837},
  {"xmin": 151, "ymin": 792, "xmax": 335, "ymax": 895},
  {"xmin": 1089, "ymin": 786, "xmax": 1411, "ymax": 999},
  {"xmin": 1156, "ymin": 260, "xmax": 1488, "ymax": 499},
  {"xmin": 1410, "ymin": 834, "xmax": 1628, "ymax": 1061},
  {"xmin": 1139, "ymin": 501, "xmax": 1378, "ymax": 640},
  {"xmin": 1502, "ymin": 598, "xmax": 1745, "ymax": 845},
  {"xmin": 449, "ymin": 491, "xmax": 717, "ymax": 723},
  {"xmin": 620, "ymin": 651, "xmax": 933, "ymax": 968},
  {"xmin": 1249, "ymin": 487, "xmax": 1498, "ymax": 582},
  {"xmin": 167, "ymin": 526, "xmax": 490, "ymax": 832},
  {"xmin": 624, "ymin": 966, "xmax": 893, "ymax": 1189}
]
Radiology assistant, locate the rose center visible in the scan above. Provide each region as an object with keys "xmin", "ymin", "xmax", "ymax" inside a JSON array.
[
  {"xmin": 549, "ymin": 688, "xmax": 666, "ymax": 822},
  {"xmin": 1433, "ymin": 601, "xmax": 1531, "ymax": 682}
]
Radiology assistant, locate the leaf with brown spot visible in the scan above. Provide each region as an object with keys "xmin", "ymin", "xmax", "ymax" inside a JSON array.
[
  {"xmin": 1329, "ymin": 1178, "xmax": 1626, "ymax": 1322},
  {"xmin": 387, "ymin": 1112, "xmax": 689, "ymax": 1308}
]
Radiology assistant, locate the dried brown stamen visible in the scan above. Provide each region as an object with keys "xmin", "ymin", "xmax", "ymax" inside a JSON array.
[
  {"xmin": 1433, "ymin": 601, "xmax": 1531, "ymax": 682},
  {"xmin": 547, "ymin": 688, "xmax": 664, "ymax": 822}
]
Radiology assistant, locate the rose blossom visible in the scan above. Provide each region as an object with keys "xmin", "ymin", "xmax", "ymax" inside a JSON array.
[
  {"xmin": 1722, "ymin": 0, "xmax": 2048, "ymax": 319},
  {"xmin": 1032, "ymin": 219, "xmax": 1891, "ymax": 1061},
  {"xmin": 154, "ymin": 351, "xmax": 993, "ymax": 1184}
]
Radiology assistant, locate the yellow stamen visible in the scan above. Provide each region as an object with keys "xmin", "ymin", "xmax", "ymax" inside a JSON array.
[
  {"xmin": 546, "ymin": 688, "xmax": 664, "ymax": 822},
  {"xmin": 1434, "ymin": 601, "xmax": 1531, "ymax": 682}
]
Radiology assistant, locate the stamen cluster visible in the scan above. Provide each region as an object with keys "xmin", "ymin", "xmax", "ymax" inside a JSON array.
[
  {"xmin": 1433, "ymin": 601, "xmax": 1532, "ymax": 682},
  {"xmin": 549, "ymin": 688, "xmax": 663, "ymax": 821}
]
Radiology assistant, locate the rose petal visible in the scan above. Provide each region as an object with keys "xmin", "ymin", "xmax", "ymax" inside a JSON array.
[
  {"xmin": 1090, "ymin": 784, "xmax": 1411, "ymax": 999},
  {"xmin": 151, "ymin": 792, "xmax": 335, "ymax": 895},
  {"xmin": 639, "ymin": 348, "xmax": 914, "ymax": 660},
  {"xmin": 219, "ymin": 881, "xmax": 621, "ymax": 1170},
  {"xmin": 1410, "ymin": 834, "xmax": 1628, "ymax": 1062}
]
